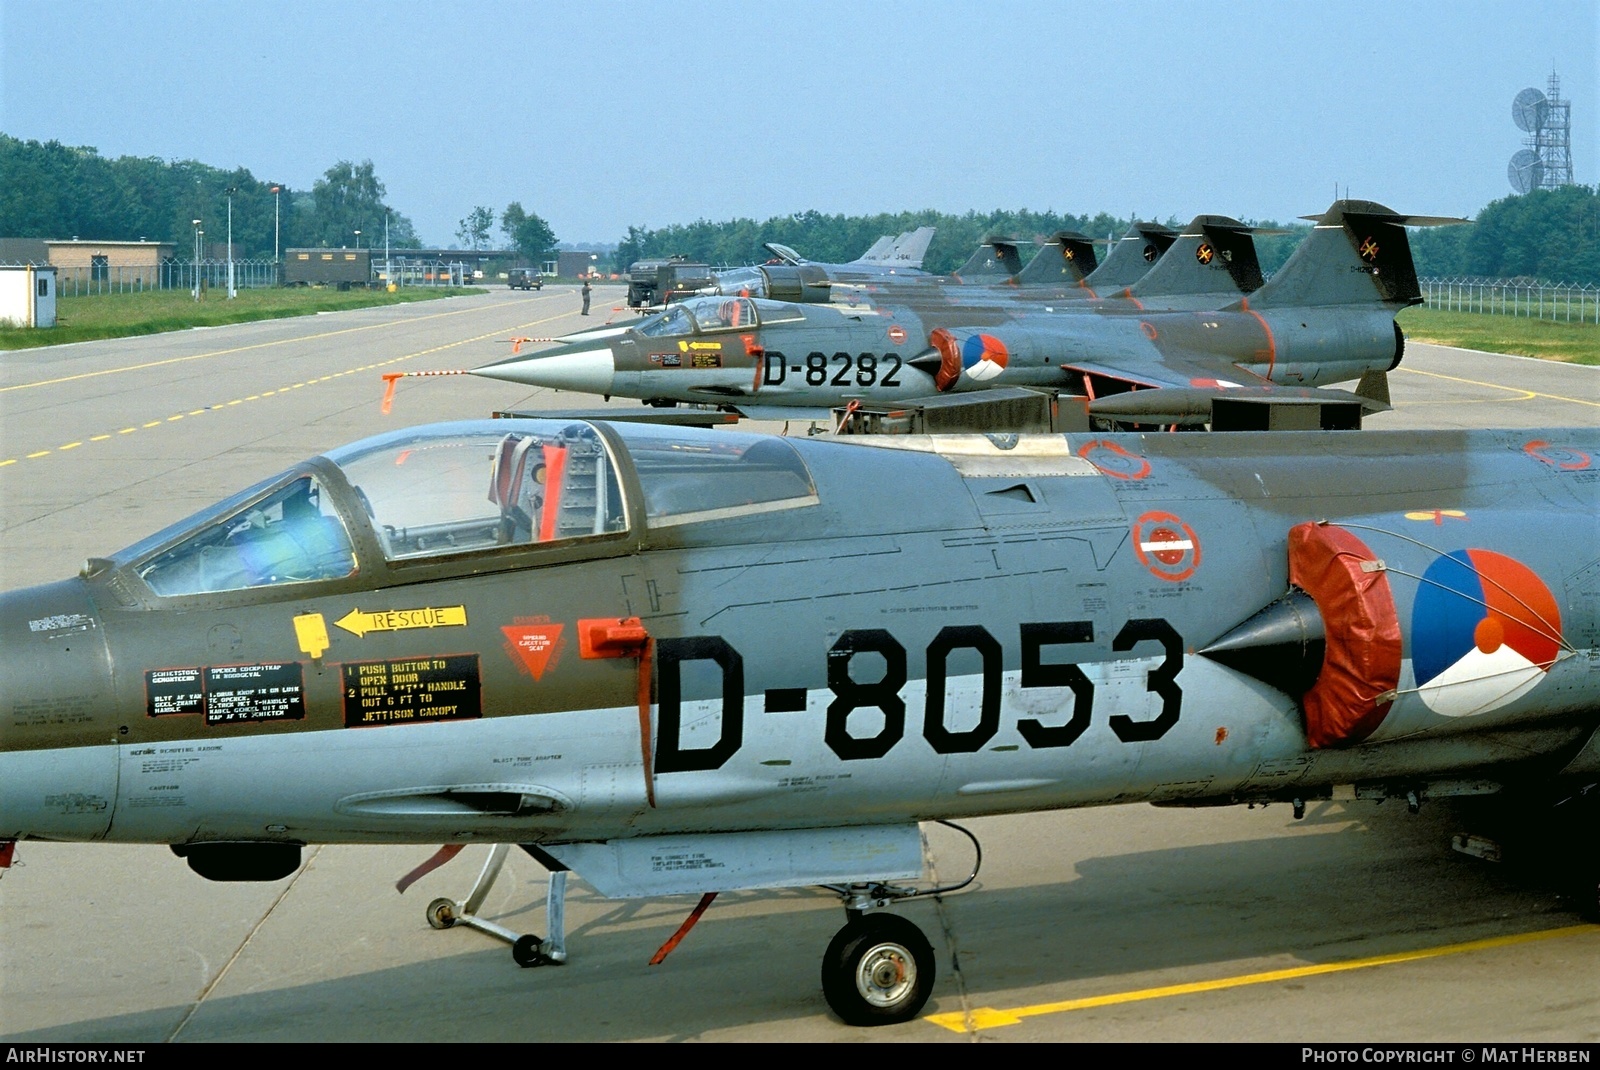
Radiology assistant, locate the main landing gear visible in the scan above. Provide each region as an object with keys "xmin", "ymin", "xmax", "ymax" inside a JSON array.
[
  {"xmin": 1450, "ymin": 783, "xmax": 1600, "ymax": 924},
  {"xmin": 403, "ymin": 821, "xmax": 982, "ymax": 1026},
  {"xmin": 822, "ymin": 911, "xmax": 936, "ymax": 1026},
  {"xmin": 816, "ymin": 821, "xmax": 981, "ymax": 1026}
]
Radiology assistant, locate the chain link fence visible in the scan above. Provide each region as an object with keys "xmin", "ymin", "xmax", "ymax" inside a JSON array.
[
  {"xmin": 378, "ymin": 257, "xmax": 475, "ymax": 287},
  {"xmin": 22, "ymin": 259, "xmax": 281, "ymax": 296},
  {"xmin": 11, "ymin": 258, "xmax": 478, "ymax": 295},
  {"xmin": 1420, "ymin": 277, "xmax": 1599, "ymax": 324},
  {"xmin": 16, "ymin": 261, "xmax": 1595, "ymax": 319}
]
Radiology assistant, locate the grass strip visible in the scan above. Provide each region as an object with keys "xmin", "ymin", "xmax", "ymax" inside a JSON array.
[
  {"xmin": 0, "ymin": 286, "xmax": 487, "ymax": 350},
  {"xmin": 1399, "ymin": 306, "xmax": 1598, "ymax": 365}
]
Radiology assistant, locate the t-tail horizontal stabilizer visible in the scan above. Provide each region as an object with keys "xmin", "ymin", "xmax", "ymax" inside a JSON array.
[
  {"xmin": 954, "ymin": 235, "xmax": 1030, "ymax": 280},
  {"xmin": 1083, "ymin": 221, "xmax": 1178, "ymax": 291},
  {"xmin": 1130, "ymin": 215, "xmax": 1277, "ymax": 300},
  {"xmin": 1014, "ymin": 231, "xmax": 1098, "ymax": 286},
  {"xmin": 1242, "ymin": 200, "xmax": 1468, "ymax": 310}
]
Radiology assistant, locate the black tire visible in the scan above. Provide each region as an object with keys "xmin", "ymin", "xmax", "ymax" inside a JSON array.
[
  {"xmin": 426, "ymin": 898, "xmax": 456, "ymax": 930},
  {"xmin": 1553, "ymin": 790, "xmax": 1600, "ymax": 922},
  {"xmin": 512, "ymin": 934, "xmax": 546, "ymax": 968},
  {"xmin": 1577, "ymin": 873, "xmax": 1600, "ymax": 923},
  {"xmin": 821, "ymin": 913, "xmax": 934, "ymax": 1026},
  {"xmin": 1566, "ymin": 847, "xmax": 1600, "ymax": 923}
]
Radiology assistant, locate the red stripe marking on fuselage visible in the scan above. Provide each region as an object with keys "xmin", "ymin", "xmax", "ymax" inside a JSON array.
[{"xmin": 1238, "ymin": 297, "xmax": 1276, "ymax": 379}]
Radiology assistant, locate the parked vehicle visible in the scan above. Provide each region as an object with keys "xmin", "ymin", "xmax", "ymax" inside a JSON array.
[
  {"xmin": 283, "ymin": 248, "xmax": 371, "ymax": 289},
  {"xmin": 626, "ymin": 255, "xmax": 710, "ymax": 308}
]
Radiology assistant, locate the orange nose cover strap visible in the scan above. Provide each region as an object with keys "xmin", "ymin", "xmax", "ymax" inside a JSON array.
[{"xmin": 580, "ymin": 618, "xmax": 655, "ymax": 806}]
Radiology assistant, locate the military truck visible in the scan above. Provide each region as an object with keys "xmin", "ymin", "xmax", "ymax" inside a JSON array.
[
  {"xmin": 657, "ymin": 260, "xmax": 715, "ymax": 304},
  {"xmin": 626, "ymin": 255, "xmax": 711, "ymax": 308},
  {"xmin": 283, "ymin": 248, "xmax": 371, "ymax": 288},
  {"xmin": 507, "ymin": 268, "xmax": 543, "ymax": 291}
]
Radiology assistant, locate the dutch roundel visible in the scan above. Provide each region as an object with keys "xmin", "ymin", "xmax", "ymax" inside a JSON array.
[
  {"xmin": 1409, "ymin": 549, "xmax": 1562, "ymax": 718},
  {"xmin": 960, "ymin": 334, "xmax": 1009, "ymax": 381}
]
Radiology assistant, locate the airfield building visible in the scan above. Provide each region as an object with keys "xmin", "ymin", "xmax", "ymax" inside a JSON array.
[
  {"xmin": 44, "ymin": 239, "xmax": 174, "ymax": 287},
  {"xmin": 0, "ymin": 264, "xmax": 58, "ymax": 327}
]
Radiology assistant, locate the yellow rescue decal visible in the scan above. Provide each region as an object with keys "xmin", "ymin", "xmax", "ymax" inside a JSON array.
[
  {"xmin": 294, "ymin": 613, "xmax": 331, "ymax": 658},
  {"xmin": 677, "ymin": 340, "xmax": 723, "ymax": 352},
  {"xmin": 335, "ymin": 605, "xmax": 468, "ymax": 638}
]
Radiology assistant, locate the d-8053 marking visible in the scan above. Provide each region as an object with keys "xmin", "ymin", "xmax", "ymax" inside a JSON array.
[{"xmin": 655, "ymin": 618, "xmax": 1184, "ymax": 771}]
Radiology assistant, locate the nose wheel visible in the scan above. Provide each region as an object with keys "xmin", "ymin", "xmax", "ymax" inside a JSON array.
[
  {"xmin": 821, "ymin": 913, "xmax": 934, "ymax": 1026},
  {"xmin": 415, "ymin": 844, "xmax": 568, "ymax": 966}
]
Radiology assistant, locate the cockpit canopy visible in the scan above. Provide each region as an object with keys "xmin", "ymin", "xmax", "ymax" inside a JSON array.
[
  {"xmin": 119, "ymin": 420, "xmax": 817, "ymax": 599},
  {"xmin": 634, "ymin": 296, "xmax": 805, "ymax": 339}
]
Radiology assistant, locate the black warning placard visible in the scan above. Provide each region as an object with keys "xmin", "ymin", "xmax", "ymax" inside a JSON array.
[
  {"xmin": 146, "ymin": 664, "xmax": 305, "ymax": 723},
  {"xmin": 204, "ymin": 663, "xmax": 305, "ymax": 725},
  {"xmin": 341, "ymin": 654, "xmax": 481, "ymax": 727},
  {"xmin": 147, "ymin": 668, "xmax": 204, "ymax": 717}
]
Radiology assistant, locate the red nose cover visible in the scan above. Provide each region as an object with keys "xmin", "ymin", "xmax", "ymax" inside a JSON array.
[
  {"xmin": 930, "ymin": 328, "xmax": 961, "ymax": 392},
  {"xmin": 1288, "ymin": 521, "xmax": 1402, "ymax": 748}
]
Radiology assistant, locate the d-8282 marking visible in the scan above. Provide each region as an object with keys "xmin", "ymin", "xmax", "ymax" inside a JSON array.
[
  {"xmin": 654, "ymin": 618, "xmax": 1184, "ymax": 772},
  {"xmin": 760, "ymin": 351, "xmax": 905, "ymax": 388}
]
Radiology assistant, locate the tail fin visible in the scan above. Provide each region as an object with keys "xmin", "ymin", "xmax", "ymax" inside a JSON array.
[
  {"xmin": 954, "ymin": 235, "xmax": 1030, "ymax": 280},
  {"xmin": 1015, "ymin": 231, "xmax": 1098, "ymax": 285},
  {"xmin": 1245, "ymin": 200, "xmax": 1466, "ymax": 309},
  {"xmin": 883, "ymin": 226, "xmax": 935, "ymax": 268},
  {"xmin": 851, "ymin": 235, "xmax": 896, "ymax": 263},
  {"xmin": 1130, "ymin": 215, "xmax": 1267, "ymax": 299},
  {"xmin": 1083, "ymin": 221, "xmax": 1177, "ymax": 290}
]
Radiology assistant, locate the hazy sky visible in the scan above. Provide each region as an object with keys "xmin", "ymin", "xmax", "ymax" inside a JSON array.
[{"xmin": 2, "ymin": 1, "xmax": 1595, "ymax": 247}]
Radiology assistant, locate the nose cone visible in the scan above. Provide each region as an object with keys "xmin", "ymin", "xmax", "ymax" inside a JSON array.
[{"xmin": 473, "ymin": 342, "xmax": 616, "ymax": 395}]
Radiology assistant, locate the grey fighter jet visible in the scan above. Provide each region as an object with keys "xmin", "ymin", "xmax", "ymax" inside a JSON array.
[
  {"xmin": 473, "ymin": 200, "xmax": 1457, "ymax": 426},
  {"xmin": 2, "ymin": 417, "xmax": 1596, "ymax": 1025}
]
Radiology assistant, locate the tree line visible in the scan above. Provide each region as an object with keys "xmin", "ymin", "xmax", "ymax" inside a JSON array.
[
  {"xmin": 0, "ymin": 136, "xmax": 422, "ymax": 258},
  {"xmin": 616, "ymin": 188, "xmax": 1600, "ymax": 286},
  {"xmin": 4, "ymin": 135, "xmax": 1595, "ymax": 283},
  {"xmin": 1406, "ymin": 185, "xmax": 1600, "ymax": 285}
]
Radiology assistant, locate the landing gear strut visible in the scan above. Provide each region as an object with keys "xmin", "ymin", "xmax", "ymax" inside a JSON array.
[{"xmin": 419, "ymin": 843, "xmax": 569, "ymax": 968}]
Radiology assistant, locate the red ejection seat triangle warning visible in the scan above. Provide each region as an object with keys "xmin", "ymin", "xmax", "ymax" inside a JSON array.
[{"xmin": 503, "ymin": 624, "xmax": 565, "ymax": 680}]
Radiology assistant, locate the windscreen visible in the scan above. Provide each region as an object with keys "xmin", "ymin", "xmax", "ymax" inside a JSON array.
[
  {"xmin": 636, "ymin": 304, "xmax": 698, "ymax": 338},
  {"xmin": 136, "ymin": 475, "xmax": 356, "ymax": 596}
]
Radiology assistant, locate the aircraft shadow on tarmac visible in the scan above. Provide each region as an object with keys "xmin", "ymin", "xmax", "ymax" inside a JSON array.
[{"xmin": 5, "ymin": 800, "xmax": 1578, "ymax": 1043}]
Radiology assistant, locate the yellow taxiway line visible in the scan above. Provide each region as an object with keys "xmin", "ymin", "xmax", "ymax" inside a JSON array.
[
  {"xmin": 925, "ymin": 923, "xmax": 1600, "ymax": 1032},
  {"xmin": 1397, "ymin": 366, "xmax": 1600, "ymax": 409},
  {"xmin": 0, "ymin": 308, "xmax": 570, "ymax": 469}
]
